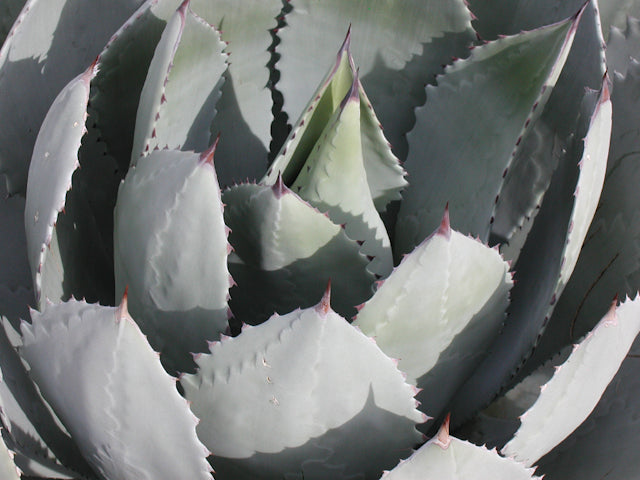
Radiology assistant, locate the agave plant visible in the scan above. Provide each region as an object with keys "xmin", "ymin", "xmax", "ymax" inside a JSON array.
[{"xmin": 2, "ymin": 0, "xmax": 640, "ymax": 478}]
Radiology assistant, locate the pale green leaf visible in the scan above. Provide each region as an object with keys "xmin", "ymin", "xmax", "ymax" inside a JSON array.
[
  {"xmin": 0, "ymin": 318, "xmax": 91, "ymax": 476},
  {"xmin": 223, "ymin": 181, "xmax": 374, "ymax": 324},
  {"xmin": 278, "ymin": 0, "xmax": 474, "ymax": 161},
  {"xmin": 21, "ymin": 299, "xmax": 212, "ymax": 480},
  {"xmin": 381, "ymin": 418, "xmax": 540, "ymax": 480},
  {"xmin": 114, "ymin": 147, "xmax": 230, "ymax": 373},
  {"xmin": 354, "ymin": 210, "xmax": 511, "ymax": 426},
  {"xmin": 490, "ymin": 1, "xmax": 606, "ymax": 254},
  {"xmin": 0, "ymin": 0, "xmax": 145, "ymax": 194},
  {"xmin": 131, "ymin": 1, "xmax": 227, "ymax": 163},
  {"xmin": 288, "ymin": 79, "xmax": 393, "ymax": 277},
  {"xmin": 452, "ymin": 82, "xmax": 611, "ymax": 423},
  {"xmin": 189, "ymin": 0, "xmax": 282, "ymax": 186},
  {"xmin": 535, "ymin": 311, "xmax": 640, "ymax": 479},
  {"xmin": 23, "ymin": 64, "xmax": 94, "ymax": 306},
  {"xmin": 182, "ymin": 297, "xmax": 423, "ymax": 480},
  {"xmin": 396, "ymin": 14, "xmax": 580, "ymax": 255},
  {"xmin": 503, "ymin": 296, "xmax": 640, "ymax": 466},
  {"xmin": 521, "ymin": 52, "xmax": 640, "ymax": 390},
  {"xmin": 265, "ymin": 35, "xmax": 406, "ymax": 214}
]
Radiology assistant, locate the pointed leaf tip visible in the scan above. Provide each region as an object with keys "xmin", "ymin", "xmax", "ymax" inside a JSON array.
[
  {"xmin": 437, "ymin": 204, "xmax": 451, "ymax": 239},
  {"xmin": 200, "ymin": 134, "xmax": 220, "ymax": 166},
  {"xmin": 272, "ymin": 172, "xmax": 288, "ymax": 198},
  {"xmin": 117, "ymin": 286, "xmax": 129, "ymax": 321},
  {"xmin": 339, "ymin": 25, "xmax": 352, "ymax": 56},
  {"xmin": 435, "ymin": 414, "xmax": 451, "ymax": 449},
  {"xmin": 604, "ymin": 296, "xmax": 619, "ymax": 326},
  {"xmin": 316, "ymin": 280, "xmax": 332, "ymax": 315},
  {"xmin": 178, "ymin": 0, "xmax": 190, "ymax": 16}
]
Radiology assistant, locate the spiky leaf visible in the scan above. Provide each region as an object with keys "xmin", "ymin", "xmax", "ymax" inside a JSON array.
[
  {"xmin": 23, "ymin": 63, "xmax": 94, "ymax": 305},
  {"xmin": 188, "ymin": 0, "xmax": 282, "ymax": 186},
  {"xmin": 223, "ymin": 181, "xmax": 374, "ymax": 324},
  {"xmin": 395, "ymin": 13, "xmax": 579, "ymax": 254},
  {"xmin": 278, "ymin": 0, "xmax": 474, "ymax": 160},
  {"xmin": 503, "ymin": 296, "xmax": 640, "ymax": 466},
  {"xmin": 381, "ymin": 417, "xmax": 540, "ymax": 479},
  {"xmin": 354, "ymin": 210, "xmax": 511, "ymax": 426},
  {"xmin": 114, "ymin": 147, "xmax": 230, "ymax": 372},
  {"xmin": 131, "ymin": 0, "xmax": 227, "ymax": 163},
  {"xmin": 182, "ymin": 296, "xmax": 423, "ymax": 480},
  {"xmin": 20, "ymin": 299, "xmax": 212, "ymax": 480},
  {"xmin": 452, "ymin": 81, "xmax": 612, "ymax": 423},
  {"xmin": 0, "ymin": 0, "xmax": 145, "ymax": 194}
]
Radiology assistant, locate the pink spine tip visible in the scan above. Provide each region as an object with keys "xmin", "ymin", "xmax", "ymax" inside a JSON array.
[
  {"xmin": 437, "ymin": 204, "xmax": 451, "ymax": 239},
  {"xmin": 601, "ymin": 74, "xmax": 611, "ymax": 103},
  {"xmin": 339, "ymin": 25, "xmax": 352, "ymax": 56},
  {"xmin": 200, "ymin": 134, "xmax": 220, "ymax": 166},
  {"xmin": 117, "ymin": 286, "xmax": 129, "ymax": 320},
  {"xmin": 316, "ymin": 280, "xmax": 332, "ymax": 315},
  {"xmin": 435, "ymin": 413, "xmax": 452, "ymax": 449},
  {"xmin": 178, "ymin": 0, "xmax": 190, "ymax": 16},
  {"xmin": 272, "ymin": 172, "xmax": 287, "ymax": 198}
]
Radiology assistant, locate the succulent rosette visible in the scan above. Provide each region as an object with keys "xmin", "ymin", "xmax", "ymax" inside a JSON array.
[{"xmin": 1, "ymin": 0, "xmax": 640, "ymax": 479}]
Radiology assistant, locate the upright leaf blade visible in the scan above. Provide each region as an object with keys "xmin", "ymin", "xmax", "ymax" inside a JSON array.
[
  {"xmin": 395, "ymin": 14, "xmax": 579, "ymax": 255},
  {"xmin": 0, "ymin": 0, "xmax": 145, "ymax": 194},
  {"xmin": 503, "ymin": 296, "xmax": 640, "ymax": 467},
  {"xmin": 182, "ymin": 297, "xmax": 423, "ymax": 480},
  {"xmin": 114, "ymin": 147, "xmax": 231, "ymax": 372},
  {"xmin": 189, "ymin": 0, "xmax": 282, "ymax": 186},
  {"xmin": 277, "ymin": 0, "xmax": 474, "ymax": 161},
  {"xmin": 23, "ymin": 63, "xmax": 94, "ymax": 306},
  {"xmin": 21, "ymin": 299, "xmax": 212, "ymax": 480},
  {"xmin": 131, "ymin": 0, "xmax": 228, "ymax": 163},
  {"xmin": 223, "ymin": 181, "xmax": 375, "ymax": 324},
  {"xmin": 452, "ymin": 81, "xmax": 612, "ymax": 423}
]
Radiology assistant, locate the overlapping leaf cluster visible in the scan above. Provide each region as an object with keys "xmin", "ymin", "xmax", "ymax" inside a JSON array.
[{"xmin": 1, "ymin": 0, "xmax": 640, "ymax": 479}]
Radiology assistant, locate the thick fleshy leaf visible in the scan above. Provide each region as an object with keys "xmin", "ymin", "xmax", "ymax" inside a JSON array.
[
  {"xmin": 451, "ymin": 81, "xmax": 612, "ymax": 423},
  {"xmin": 89, "ymin": 0, "xmax": 177, "ymax": 175},
  {"xmin": 466, "ymin": 0, "xmax": 588, "ymax": 40},
  {"xmin": 535, "ymin": 306, "xmax": 640, "ymax": 479},
  {"xmin": 265, "ymin": 34, "xmax": 407, "ymax": 215},
  {"xmin": 277, "ymin": 0, "xmax": 474, "ymax": 161},
  {"xmin": 381, "ymin": 417, "xmax": 540, "ymax": 480},
  {"xmin": 526, "ymin": 25, "xmax": 640, "ymax": 375},
  {"xmin": 114, "ymin": 147, "xmax": 231, "ymax": 372},
  {"xmin": 288, "ymin": 80, "xmax": 393, "ymax": 277},
  {"xmin": 0, "ymin": 319, "xmax": 91, "ymax": 476},
  {"xmin": 395, "ymin": 13, "xmax": 580, "ymax": 255},
  {"xmin": 20, "ymin": 299, "xmax": 212, "ymax": 480},
  {"xmin": 188, "ymin": 0, "xmax": 282, "ymax": 186},
  {"xmin": 490, "ymin": 0, "xmax": 606, "ymax": 254},
  {"xmin": 503, "ymin": 296, "xmax": 640, "ymax": 466},
  {"xmin": 23, "ymin": 63, "xmax": 94, "ymax": 305},
  {"xmin": 223, "ymin": 181, "xmax": 375, "ymax": 325},
  {"xmin": 0, "ymin": 0, "xmax": 145, "ymax": 194},
  {"xmin": 354, "ymin": 210, "xmax": 511, "ymax": 426},
  {"xmin": 182, "ymin": 295, "xmax": 424, "ymax": 480},
  {"xmin": 131, "ymin": 0, "xmax": 227, "ymax": 163}
]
